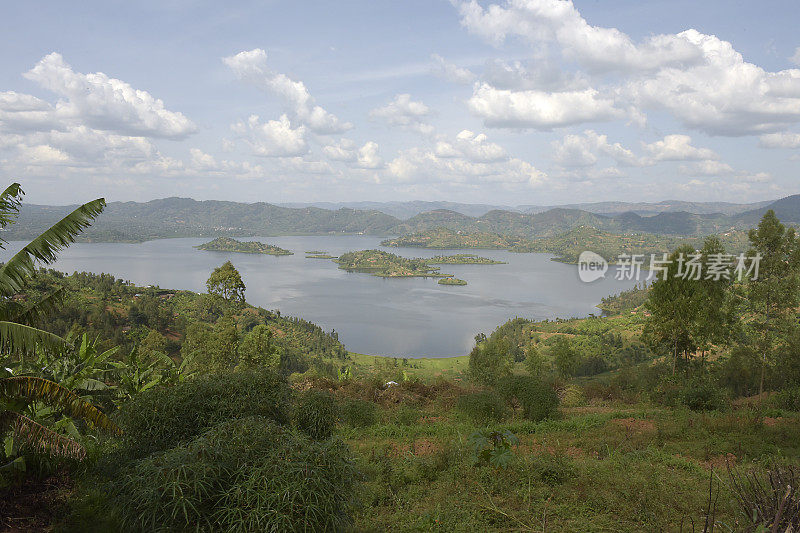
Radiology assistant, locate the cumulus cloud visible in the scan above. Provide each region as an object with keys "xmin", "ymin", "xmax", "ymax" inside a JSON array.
[
  {"xmin": 356, "ymin": 141, "xmax": 383, "ymax": 168},
  {"xmin": 468, "ymin": 84, "xmax": 624, "ymax": 129},
  {"xmin": 435, "ymin": 130, "xmax": 507, "ymax": 162},
  {"xmin": 642, "ymin": 134, "xmax": 718, "ymax": 161},
  {"xmin": 23, "ymin": 53, "xmax": 196, "ymax": 139},
  {"xmin": 370, "ymin": 94, "xmax": 434, "ymax": 135},
  {"xmin": 482, "ymin": 58, "xmax": 588, "ymax": 91},
  {"xmin": 455, "ymin": 0, "xmax": 800, "ymax": 136},
  {"xmin": 387, "ymin": 130, "xmax": 545, "ymax": 187},
  {"xmin": 455, "ymin": 0, "xmax": 702, "ymax": 73},
  {"xmin": 431, "ymin": 54, "xmax": 476, "ymax": 84},
  {"xmin": 758, "ymin": 132, "xmax": 800, "ymax": 148},
  {"xmin": 223, "ymin": 48, "xmax": 352, "ymax": 134},
  {"xmin": 551, "ymin": 130, "xmax": 640, "ymax": 167},
  {"xmin": 679, "ymin": 160, "xmax": 735, "ymax": 176},
  {"xmin": 231, "ymin": 114, "xmax": 308, "ymax": 157}
]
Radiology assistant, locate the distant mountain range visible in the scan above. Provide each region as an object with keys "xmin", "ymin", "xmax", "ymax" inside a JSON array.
[
  {"xmin": 280, "ymin": 199, "xmax": 775, "ymax": 218},
  {"xmin": 2, "ymin": 194, "xmax": 797, "ymax": 243}
]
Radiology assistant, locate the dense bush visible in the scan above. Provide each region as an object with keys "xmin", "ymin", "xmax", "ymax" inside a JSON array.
[
  {"xmin": 111, "ymin": 416, "xmax": 357, "ymax": 532},
  {"xmin": 771, "ymin": 386, "xmax": 800, "ymax": 411},
  {"xmin": 116, "ymin": 370, "xmax": 291, "ymax": 456},
  {"xmin": 496, "ymin": 375, "xmax": 559, "ymax": 422},
  {"xmin": 294, "ymin": 389, "xmax": 338, "ymax": 440},
  {"xmin": 339, "ymin": 398, "xmax": 379, "ymax": 427},
  {"xmin": 656, "ymin": 378, "xmax": 728, "ymax": 411},
  {"xmin": 456, "ymin": 391, "xmax": 508, "ymax": 425}
]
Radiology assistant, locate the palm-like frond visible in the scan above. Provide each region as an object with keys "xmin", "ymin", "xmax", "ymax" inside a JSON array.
[
  {"xmin": 0, "ymin": 183, "xmax": 23, "ymax": 233},
  {"xmin": 0, "ymin": 321, "xmax": 69, "ymax": 356},
  {"xmin": 0, "ymin": 410, "xmax": 85, "ymax": 460},
  {"xmin": 0, "ymin": 376, "xmax": 121, "ymax": 435},
  {"xmin": 0, "ymin": 198, "xmax": 105, "ymax": 297}
]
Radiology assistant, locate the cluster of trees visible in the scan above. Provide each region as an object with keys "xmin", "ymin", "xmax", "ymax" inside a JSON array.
[
  {"xmin": 644, "ymin": 210, "xmax": 800, "ymax": 393},
  {"xmin": 468, "ymin": 210, "xmax": 800, "ymax": 402}
]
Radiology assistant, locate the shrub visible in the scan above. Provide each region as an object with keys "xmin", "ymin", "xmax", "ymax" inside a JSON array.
[
  {"xmin": 339, "ymin": 398, "xmax": 378, "ymax": 427},
  {"xmin": 771, "ymin": 386, "xmax": 800, "ymax": 411},
  {"xmin": 679, "ymin": 380, "xmax": 728, "ymax": 411},
  {"xmin": 111, "ymin": 417, "xmax": 357, "ymax": 532},
  {"xmin": 116, "ymin": 370, "xmax": 291, "ymax": 457},
  {"xmin": 456, "ymin": 391, "xmax": 508, "ymax": 425},
  {"xmin": 560, "ymin": 384, "xmax": 587, "ymax": 407},
  {"xmin": 496, "ymin": 375, "xmax": 559, "ymax": 422},
  {"xmin": 294, "ymin": 389, "xmax": 338, "ymax": 440}
]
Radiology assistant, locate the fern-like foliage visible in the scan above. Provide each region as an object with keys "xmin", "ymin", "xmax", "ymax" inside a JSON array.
[
  {"xmin": 0, "ymin": 410, "xmax": 86, "ymax": 460},
  {"xmin": 0, "ymin": 376, "xmax": 121, "ymax": 435}
]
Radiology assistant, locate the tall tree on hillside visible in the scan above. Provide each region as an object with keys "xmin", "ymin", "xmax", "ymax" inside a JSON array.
[
  {"xmin": 207, "ymin": 261, "xmax": 246, "ymax": 302},
  {"xmin": 695, "ymin": 236, "xmax": 738, "ymax": 363},
  {"xmin": 0, "ymin": 182, "xmax": 118, "ymax": 462},
  {"xmin": 746, "ymin": 210, "xmax": 800, "ymax": 394},
  {"xmin": 468, "ymin": 334, "xmax": 513, "ymax": 386},
  {"xmin": 644, "ymin": 244, "xmax": 700, "ymax": 374}
]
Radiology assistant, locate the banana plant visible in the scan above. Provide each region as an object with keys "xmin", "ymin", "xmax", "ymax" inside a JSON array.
[{"xmin": 0, "ymin": 182, "xmax": 115, "ymax": 466}]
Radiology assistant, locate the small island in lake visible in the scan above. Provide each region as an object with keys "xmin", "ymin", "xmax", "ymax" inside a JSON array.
[
  {"xmin": 306, "ymin": 253, "xmax": 336, "ymax": 259},
  {"xmin": 427, "ymin": 254, "xmax": 505, "ymax": 265},
  {"xmin": 438, "ymin": 277, "xmax": 467, "ymax": 286},
  {"xmin": 334, "ymin": 250, "xmax": 448, "ymax": 278},
  {"xmin": 196, "ymin": 237, "xmax": 293, "ymax": 255}
]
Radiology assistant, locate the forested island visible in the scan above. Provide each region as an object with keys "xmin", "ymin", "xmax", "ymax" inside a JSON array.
[
  {"xmin": 334, "ymin": 249, "xmax": 448, "ymax": 278},
  {"xmin": 438, "ymin": 277, "xmax": 467, "ymax": 285},
  {"xmin": 196, "ymin": 236, "xmax": 293, "ymax": 255}
]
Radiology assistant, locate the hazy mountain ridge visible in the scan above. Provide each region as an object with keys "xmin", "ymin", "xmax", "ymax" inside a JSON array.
[{"xmin": 2, "ymin": 194, "xmax": 796, "ymax": 242}]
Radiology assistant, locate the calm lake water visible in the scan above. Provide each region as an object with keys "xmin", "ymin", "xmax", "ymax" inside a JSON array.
[{"xmin": 0, "ymin": 236, "xmax": 638, "ymax": 357}]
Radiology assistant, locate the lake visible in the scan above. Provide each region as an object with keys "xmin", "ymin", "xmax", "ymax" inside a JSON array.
[{"xmin": 0, "ymin": 235, "xmax": 638, "ymax": 357}]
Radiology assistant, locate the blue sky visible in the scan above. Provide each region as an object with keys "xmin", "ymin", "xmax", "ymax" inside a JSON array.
[{"xmin": 1, "ymin": 0, "xmax": 800, "ymax": 206}]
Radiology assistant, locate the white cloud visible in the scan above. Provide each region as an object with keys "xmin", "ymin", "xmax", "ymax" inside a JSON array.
[
  {"xmin": 482, "ymin": 58, "xmax": 588, "ymax": 91},
  {"xmin": 387, "ymin": 130, "xmax": 545, "ymax": 187},
  {"xmin": 551, "ymin": 130, "xmax": 639, "ymax": 167},
  {"xmin": 431, "ymin": 54, "xmax": 476, "ymax": 84},
  {"xmin": 455, "ymin": 0, "xmax": 702, "ymax": 73},
  {"xmin": 469, "ymin": 84, "xmax": 624, "ymax": 129},
  {"xmin": 356, "ymin": 141, "xmax": 383, "ymax": 169},
  {"xmin": 370, "ymin": 94, "xmax": 434, "ymax": 135},
  {"xmin": 322, "ymin": 138, "xmax": 358, "ymax": 162},
  {"xmin": 435, "ymin": 130, "xmax": 507, "ymax": 162},
  {"xmin": 231, "ymin": 114, "xmax": 308, "ymax": 157},
  {"xmin": 642, "ymin": 134, "xmax": 718, "ymax": 161},
  {"xmin": 456, "ymin": 1, "xmax": 800, "ymax": 136},
  {"xmin": 758, "ymin": 132, "xmax": 800, "ymax": 148},
  {"xmin": 679, "ymin": 160, "xmax": 734, "ymax": 176},
  {"xmin": 23, "ymin": 53, "xmax": 196, "ymax": 139},
  {"xmin": 223, "ymin": 48, "xmax": 352, "ymax": 134}
]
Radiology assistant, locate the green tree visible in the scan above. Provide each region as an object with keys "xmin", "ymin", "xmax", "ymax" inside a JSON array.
[
  {"xmin": 206, "ymin": 261, "xmax": 246, "ymax": 302},
  {"xmin": 644, "ymin": 244, "xmax": 700, "ymax": 374},
  {"xmin": 239, "ymin": 324, "xmax": 280, "ymax": 370},
  {"xmin": 524, "ymin": 344, "xmax": 546, "ymax": 378},
  {"xmin": 550, "ymin": 336, "xmax": 580, "ymax": 378},
  {"xmin": 468, "ymin": 335, "xmax": 513, "ymax": 386},
  {"xmin": 138, "ymin": 328, "xmax": 167, "ymax": 362},
  {"xmin": 745, "ymin": 210, "xmax": 800, "ymax": 394},
  {"xmin": 695, "ymin": 237, "xmax": 737, "ymax": 364}
]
